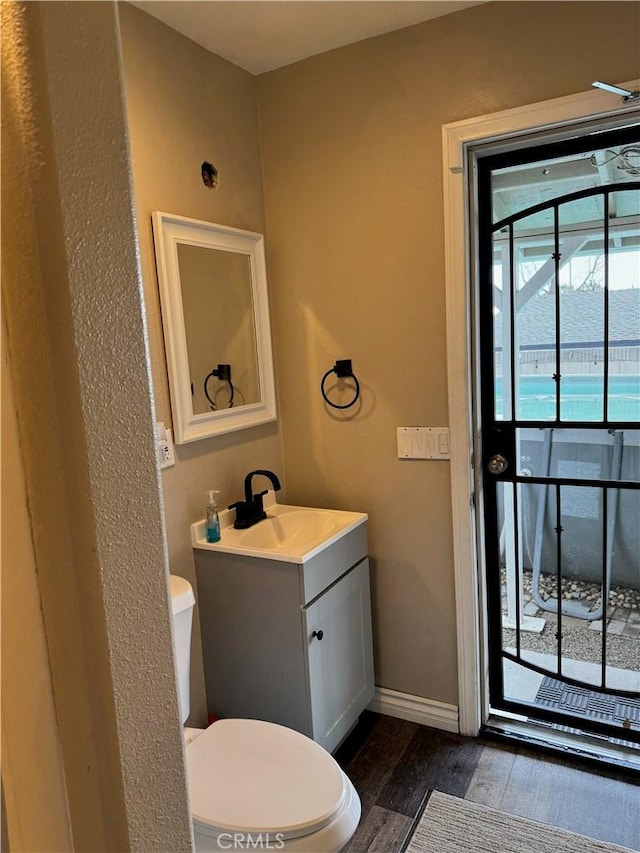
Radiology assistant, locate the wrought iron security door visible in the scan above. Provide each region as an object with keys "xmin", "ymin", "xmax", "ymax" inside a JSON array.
[{"xmin": 476, "ymin": 125, "xmax": 640, "ymax": 746}]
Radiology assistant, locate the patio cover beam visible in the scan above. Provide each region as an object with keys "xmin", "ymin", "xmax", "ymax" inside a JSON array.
[{"xmin": 516, "ymin": 234, "xmax": 589, "ymax": 309}]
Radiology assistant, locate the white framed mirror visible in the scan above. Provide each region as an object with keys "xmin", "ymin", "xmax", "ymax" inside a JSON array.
[{"xmin": 151, "ymin": 212, "xmax": 277, "ymax": 443}]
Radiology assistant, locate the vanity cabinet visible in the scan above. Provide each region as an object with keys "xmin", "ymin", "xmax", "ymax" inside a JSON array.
[{"xmin": 194, "ymin": 520, "xmax": 374, "ymax": 753}]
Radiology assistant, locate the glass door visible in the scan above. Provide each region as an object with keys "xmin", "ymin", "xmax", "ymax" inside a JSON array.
[{"xmin": 476, "ymin": 125, "xmax": 640, "ymax": 746}]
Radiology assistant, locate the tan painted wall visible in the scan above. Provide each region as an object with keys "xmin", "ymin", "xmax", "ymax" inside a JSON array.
[
  {"xmin": 119, "ymin": 3, "xmax": 284, "ymax": 726},
  {"xmin": 1, "ymin": 2, "xmax": 192, "ymax": 849},
  {"xmin": 2, "ymin": 317, "xmax": 72, "ymax": 853},
  {"xmin": 258, "ymin": 1, "xmax": 640, "ymax": 704}
]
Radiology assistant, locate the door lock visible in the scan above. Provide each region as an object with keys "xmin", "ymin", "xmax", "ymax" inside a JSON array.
[{"xmin": 487, "ymin": 454, "xmax": 508, "ymax": 475}]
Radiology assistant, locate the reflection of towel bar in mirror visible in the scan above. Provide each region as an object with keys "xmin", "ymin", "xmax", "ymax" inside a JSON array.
[{"xmin": 151, "ymin": 212, "xmax": 277, "ymax": 442}]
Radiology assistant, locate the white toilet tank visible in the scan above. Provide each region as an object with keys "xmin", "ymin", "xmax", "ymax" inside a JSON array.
[{"xmin": 170, "ymin": 575, "xmax": 196, "ymax": 724}]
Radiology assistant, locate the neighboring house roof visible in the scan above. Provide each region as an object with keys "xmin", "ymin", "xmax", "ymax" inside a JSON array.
[{"xmin": 495, "ymin": 289, "xmax": 640, "ymax": 349}]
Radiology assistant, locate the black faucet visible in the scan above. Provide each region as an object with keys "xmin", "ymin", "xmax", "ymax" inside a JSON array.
[{"xmin": 229, "ymin": 469, "xmax": 282, "ymax": 529}]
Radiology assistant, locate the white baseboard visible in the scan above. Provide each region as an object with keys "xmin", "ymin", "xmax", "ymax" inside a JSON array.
[{"xmin": 368, "ymin": 687, "xmax": 459, "ymax": 733}]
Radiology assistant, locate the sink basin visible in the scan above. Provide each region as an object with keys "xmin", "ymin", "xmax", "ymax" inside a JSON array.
[
  {"xmin": 237, "ymin": 509, "xmax": 339, "ymax": 550},
  {"xmin": 191, "ymin": 492, "xmax": 367, "ymax": 563}
]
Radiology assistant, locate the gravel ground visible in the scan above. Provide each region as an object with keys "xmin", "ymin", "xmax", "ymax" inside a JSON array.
[
  {"xmin": 502, "ymin": 618, "xmax": 639, "ymax": 671},
  {"xmin": 501, "ymin": 568, "xmax": 640, "ymax": 671},
  {"xmin": 502, "ymin": 567, "xmax": 640, "ymax": 611}
]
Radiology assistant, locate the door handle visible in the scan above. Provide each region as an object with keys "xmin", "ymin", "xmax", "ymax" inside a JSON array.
[
  {"xmin": 312, "ymin": 629, "xmax": 324, "ymax": 641},
  {"xmin": 487, "ymin": 454, "xmax": 508, "ymax": 475}
]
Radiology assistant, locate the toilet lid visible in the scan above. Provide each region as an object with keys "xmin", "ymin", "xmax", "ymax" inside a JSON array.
[{"xmin": 187, "ymin": 719, "xmax": 347, "ymax": 840}]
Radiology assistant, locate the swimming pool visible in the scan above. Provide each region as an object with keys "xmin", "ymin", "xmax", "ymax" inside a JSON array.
[{"xmin": 495, "ymin": 374, "xmax": 640, "ymax": 421}]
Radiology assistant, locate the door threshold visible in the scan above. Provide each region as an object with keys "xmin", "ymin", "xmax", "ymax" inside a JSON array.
[{"xmin": 483, "ymin": 713, "xmax": 640, "ymax": 777}]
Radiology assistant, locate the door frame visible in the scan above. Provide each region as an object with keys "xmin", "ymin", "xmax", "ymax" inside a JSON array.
[{"xmin": 442, "ymin": 81, "xmax": 640, "ymax": 736}]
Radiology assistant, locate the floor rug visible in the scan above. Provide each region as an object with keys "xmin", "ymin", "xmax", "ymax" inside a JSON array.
[{"xmin": 403, "ymin": 790, "xmax": 635, "ymax": 853}]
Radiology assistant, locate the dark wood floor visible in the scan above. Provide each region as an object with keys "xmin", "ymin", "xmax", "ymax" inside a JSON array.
[{"xmin": 334, "ymin": 712, "xmax": 640, "ymax": 852}]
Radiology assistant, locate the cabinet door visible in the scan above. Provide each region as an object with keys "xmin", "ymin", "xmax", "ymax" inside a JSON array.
[{"xmin": 304, "ymin": 558, "xmax": 374, "ymax": 752}]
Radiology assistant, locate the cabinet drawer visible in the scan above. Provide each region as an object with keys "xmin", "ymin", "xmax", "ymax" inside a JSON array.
[{"xmin": 300, "ymin": 521, "xmax": 367, "ymax": 603}]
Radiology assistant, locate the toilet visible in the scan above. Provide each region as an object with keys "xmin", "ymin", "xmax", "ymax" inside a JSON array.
[{"xmin": 170, "ymin": 575, "xmax": 361, "ymax": 852}]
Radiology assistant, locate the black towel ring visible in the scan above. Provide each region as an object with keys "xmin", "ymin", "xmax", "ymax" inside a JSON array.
[
  {"xmin": 321, "ymin": 359, "xmax": 360, "ymax": 410},
  {"xmin": 204, "ymin": 364, "xmax": 234, "ymax": 410}
]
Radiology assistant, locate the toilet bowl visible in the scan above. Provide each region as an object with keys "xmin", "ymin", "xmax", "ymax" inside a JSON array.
[{"xmin": 170, "ymin": 575, "xmax": 361, "ymax": 852}]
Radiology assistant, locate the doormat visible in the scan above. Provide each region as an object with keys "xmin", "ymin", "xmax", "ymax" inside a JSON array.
[
  {"xmin": 403, "ymin": 790, "xmax": 634, "ymax": 853},
  {"xmin": 534, "ymin": 676, "xmax": 640, "ymax": 747}
]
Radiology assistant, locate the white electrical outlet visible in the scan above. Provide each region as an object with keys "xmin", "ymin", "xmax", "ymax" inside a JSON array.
[{"xmin": 156, "ymin": 421, "xmax": 176, "ymax": 469}]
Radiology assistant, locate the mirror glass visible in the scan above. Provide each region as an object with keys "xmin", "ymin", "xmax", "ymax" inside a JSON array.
[
  {"xmin": 152, "ymin": 212, "xmax": 277, "ymax": 443},
  {"xmin": 177, "ymin": 244, "xmax": 260, "ymax": 413}
]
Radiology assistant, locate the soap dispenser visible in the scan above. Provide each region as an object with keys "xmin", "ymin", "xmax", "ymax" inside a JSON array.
[{"xmin": 206, "ymin": 490, "xmax": 221, "ymax": 543}]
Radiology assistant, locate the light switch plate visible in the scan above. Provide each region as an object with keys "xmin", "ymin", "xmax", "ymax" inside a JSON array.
[{"xmin": 397, "ymin": 427, "xmax": 450, "ymax": 460}]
